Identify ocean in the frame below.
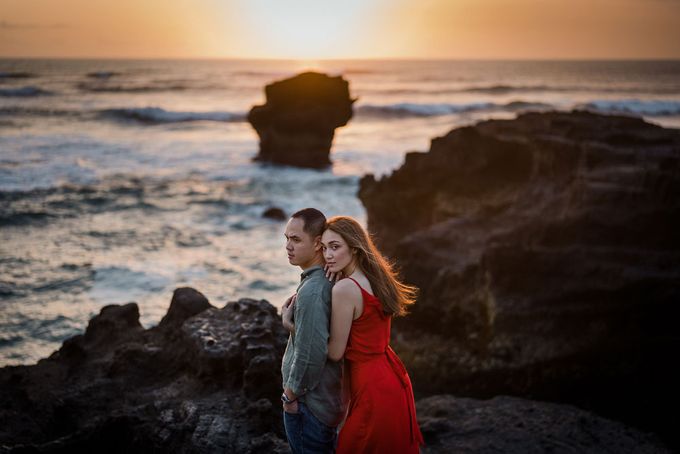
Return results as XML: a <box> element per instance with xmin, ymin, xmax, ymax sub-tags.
<box><xmin>1</xmin><ymin>58</ymin><xmax>680</xmax><ymax>366</ymax></box>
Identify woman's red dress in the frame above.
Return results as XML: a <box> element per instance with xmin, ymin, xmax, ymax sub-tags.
<box><xmin>336</xmin><ymin>277</ymin><xmax>424</xmax><ymax>454</ymax></box>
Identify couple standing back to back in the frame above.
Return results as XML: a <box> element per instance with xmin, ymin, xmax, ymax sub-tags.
<box><xmin>280</xmin><ymin>208</ymin><xmax>424</xmax><ymax>454</ymax></box>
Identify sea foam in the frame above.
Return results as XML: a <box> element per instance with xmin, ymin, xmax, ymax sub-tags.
<box><xmin>580</xmin><ymin>99</ymin><xmax>680</xmax><ymax>117</ymax></box>
<box><xmin>100</xmin><ymin>107</ymin><xmax>247</xmax><ymax>124</ymax></box>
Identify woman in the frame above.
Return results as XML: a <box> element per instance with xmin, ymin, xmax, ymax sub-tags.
<box><xmin>286</xmin><ymin>215</ymin><xmax>424</xmax><ymax>453</ymax></box>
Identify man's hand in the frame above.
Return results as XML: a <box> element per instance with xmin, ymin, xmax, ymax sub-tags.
<box><xmin>282</xmin><ymin>294</ymin><xmax>296</xmax><ymax>333</ymax></box>
<box><xmin>282</xmin><ymin>399</ymin><xmax>299</xmax><ymax>414</ymax></box>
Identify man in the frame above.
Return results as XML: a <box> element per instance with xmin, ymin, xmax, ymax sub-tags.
<box><xmin>281</xmin><ymin>208</ymin><xmax>347</xmax><ymax>453</ymax></box>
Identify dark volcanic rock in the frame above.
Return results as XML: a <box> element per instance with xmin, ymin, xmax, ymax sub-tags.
<box><xmin>158</xmin><ymin>287</ymin><xmax>211</xmax><ymax>329</ymax></box>
<box><xmin>417</xmin><ymin>395</ymin><xmax>670</xmax><ymax>453</ymax></box>
<box><xmin>83</xmin><ymin>302</ymin><xmax>143</xmax><ymax>346</ymax></box>
<box><xmin>1</xmin><ymin>284</ymin><xmax>672</xmax><ymax>452</ymax></box>
<box><xmin>0</xmin><ymin>290</ymin><xmax>290</xmax><ymax>453</ymax></box>
<box><xmin>359</xmin><ymin>111</ymin><xmax>680</xmax><ymax>446</ymax></box>
<box><xmin>248</xmin><ymin>71</ymin><xmax>355</xmax><ymax>168</ymax></box>
<box><xmin>262</xmin><ymin>207</ymin><xmax>287</xmax><ymax>221</ymax></box>
<box><xmin>182</xmin><ymin>299</ymin><xmax>284</xmax><ymax>399</ymax></box>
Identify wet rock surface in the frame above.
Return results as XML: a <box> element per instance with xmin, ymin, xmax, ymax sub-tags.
<box><xmin>359</xmin><ymin>111</ymin><xmax>680</xmax><ymax>447</ymax></box>
<box><xmin>248</xmin><ymin>71</ymin><xmax>354</xmax><ymax>168</ymax></box>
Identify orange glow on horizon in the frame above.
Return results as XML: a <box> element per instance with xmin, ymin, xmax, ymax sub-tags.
<box><xmin>1</xmin><ymin>0</ymin><xmax>679</xmax><ymax>59</ymax></box>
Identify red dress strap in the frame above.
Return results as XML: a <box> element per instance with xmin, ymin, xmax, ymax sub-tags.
<box><xmin>345</xmin><ymin>277</ymin><xmax>383</xmax><ymax>309</ymax></box>
<box><xmin>345</xmin><ymin>276</ymin><xmax>371</xmax><ymax>296</ymax></box>
<box><xmin>345</xmin><ymin>277</ymin><xmax>387</xmax><ymax>319</ymax></box>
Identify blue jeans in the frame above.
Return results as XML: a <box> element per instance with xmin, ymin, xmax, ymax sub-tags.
<box><xmin>283</xmin><ymin>401</ymin><xmax>337</xmax><ymax>454</ymax></box>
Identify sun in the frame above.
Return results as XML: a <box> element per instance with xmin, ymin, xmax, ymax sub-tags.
<box><xmin>237</xmin><ymin>0</ymin><xmax>378</xmax><ymax>59</ymax></box>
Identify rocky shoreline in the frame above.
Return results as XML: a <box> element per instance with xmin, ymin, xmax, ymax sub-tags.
<box><xmin>0</xmin><ymin>288</ymin><xmax>670</xmax><ymax>453</ymax></box>
<box><xmin>0</xmin><ymin>288</ymin><xmax>290</xmax><ymax>453</ymax></box>
<box><xmin>2</xmin><ymin>110</ymin><xmax>678</xmax><ymax>452</ymax></box>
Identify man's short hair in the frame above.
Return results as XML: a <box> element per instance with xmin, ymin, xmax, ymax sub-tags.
<box><xmin>291</xmin><ymin>208</ymin><xmax>326</xmax><ymax>238</ymax></box>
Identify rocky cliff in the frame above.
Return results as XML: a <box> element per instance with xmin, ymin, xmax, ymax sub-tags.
<box><xmin>359</xmin><ymin>110</ymin><xmax>680</xmax><ymax>447</ymax></box>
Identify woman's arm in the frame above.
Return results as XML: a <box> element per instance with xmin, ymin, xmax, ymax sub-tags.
<box><xmin>328</xmin><ymin>280</ymin><xmax>360</xmax><ymax>362</ymax></box>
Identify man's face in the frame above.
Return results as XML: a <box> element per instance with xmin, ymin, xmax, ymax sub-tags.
<box><xmin>284</xmin><ymin>217</ymin><xmax>320</xmax><ymax>269</ymax></box>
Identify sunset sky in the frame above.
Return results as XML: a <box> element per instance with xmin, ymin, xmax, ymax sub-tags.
<box><xmin>1</xmin><ymin>0</ymin><xmax>680</xmax><ymax>59</ymax></box>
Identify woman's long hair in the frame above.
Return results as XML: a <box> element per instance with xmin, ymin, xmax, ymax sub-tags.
<box><xmin>325</xmin><ymin>216</ymin><xmax>417</xmax><ymax>316</ymax></box>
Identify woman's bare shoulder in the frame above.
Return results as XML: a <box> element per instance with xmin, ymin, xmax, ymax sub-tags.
<box><xmin>332</xmin><ymin>278</ymin><xmax>362</xmax><ymax>301</ymax></box>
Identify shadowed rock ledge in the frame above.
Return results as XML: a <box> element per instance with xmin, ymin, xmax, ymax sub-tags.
<box><xmin>358</xmin><ymin>110</ymin><xmax>680</xmax><ymax>448</ymax></box>
<box><xmin>417</xmin><ymin>395</ymin><xmax>668</xmax><ymax>454</ymax></box>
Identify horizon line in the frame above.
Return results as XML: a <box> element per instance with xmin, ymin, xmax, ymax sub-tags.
<box><xmin>2</xmin><ymin>55</ymin><xmax>680</xmax><ymax>62</ymax></box>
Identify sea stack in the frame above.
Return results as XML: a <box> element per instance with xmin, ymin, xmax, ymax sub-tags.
<box><xmin>247</xmin><ymin>72</ymin><xmax>355</xmax><ymax>168</ymax></box>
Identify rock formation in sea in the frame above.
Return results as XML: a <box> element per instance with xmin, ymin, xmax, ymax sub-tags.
<box><xmin>247</xmin><ymin>71</ymin><xmax>355</xmax><ymax>168</ymax></box>
<box><xmin>262</xmin><ymin>206</ymin><xmax>287</xmax><ymax>221</ymax></box>
<box><xmin>358</xmin><ymin>110</ymin><xmax>680</xmax><ymax>448</ymax></box>
<box><xmin>0</xmin><ymin>286</ymin><xmax>670</xmax><ymax>452</ymax></box>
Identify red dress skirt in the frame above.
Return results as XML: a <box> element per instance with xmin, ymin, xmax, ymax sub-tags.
<box><xmin>337</xmin><ymin>278</ymin><xmax>424</xmax><ymax>454</ymax></box>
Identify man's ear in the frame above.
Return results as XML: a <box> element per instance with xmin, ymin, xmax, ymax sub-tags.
<box><xmin>314</xmin><ymin>236</ymin><xmax>322</xmax><ymax>251</ymax></box>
